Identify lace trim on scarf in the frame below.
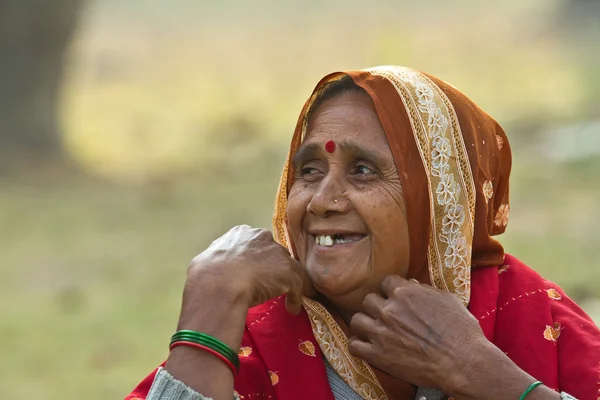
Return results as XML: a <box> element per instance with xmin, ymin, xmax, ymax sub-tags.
<box><xmin>366</xmin><ymin>66</ymin><xmax>475</xmax><ymax>305</ymax></box>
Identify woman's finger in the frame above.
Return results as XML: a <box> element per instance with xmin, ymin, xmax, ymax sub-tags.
<box><xmin>349</xmin><ymin>312</ymin><xmax>377</xmax><ymax>339</ymax></box>
<box><xmin>381</xmin><ymin>274</ymin><xmax>408</xmax><ymax>298</ymax></box>
<box><xmin>284</xmin><ymin>271</ymin><xmax>304</xmax><ymax>315</ymax></box>
<box><xmin>362</xmin><ymin>292</ymin><xmax>386</xmax><ymax>319</ymax></box>
<box><xmin>348</xmin><ymin>336</ymin><xmax>376</xmax><ymax>363</ymax></box>
<box><xmin>287</xmin><ymin>254</ymin><xmax>317</xmax><ymax>297</ymax></box>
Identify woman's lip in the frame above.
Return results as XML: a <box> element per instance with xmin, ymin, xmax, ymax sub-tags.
<box><xmin>310</xmin><ymin>234</ymin><xmax>368</xmax><ymax>252</ymax></box>
<box><xmin>309</xmin><ymin>230</ymin><xmax>367</xmax><ymax>236</ymax></box>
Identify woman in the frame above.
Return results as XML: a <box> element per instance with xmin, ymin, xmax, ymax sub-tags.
<box><xmin>126</xmin><ymin>66</ymin><xmax>599</xmax><ymax>400</ymax></box>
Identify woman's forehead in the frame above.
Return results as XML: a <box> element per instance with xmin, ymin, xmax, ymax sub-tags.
<box><xmin>303</xmin><ymin>92</ymin><xmax>390</xmax><ymax>149</ymax></box>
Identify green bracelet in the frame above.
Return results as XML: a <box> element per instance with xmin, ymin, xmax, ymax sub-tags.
<box><xmin>170</xmin><ymin>332</ymin><xmax>234</xmax><ymax>357</ymax></box>
<box><xmin>520</xmin><ymin>381</ymin><xmax>543</xmax><ymax>400</ymax></box>
<box><xmin>170</xmin><ymin>330</ymin><xmax>240</xmax><ymax>370</ymax></box>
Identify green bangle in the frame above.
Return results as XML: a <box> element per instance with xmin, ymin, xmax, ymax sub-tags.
<box><xmin>170</xmin><ymin>330</ymin><xmax>240</xmax><ymax>370</ymax></box>
<box><xmin>170</xmin><ymin>330</ymin><xmax>238</xmax><ymax>362</ymax></box>
<box><xmin>170</xmin><ymin>332</ymin><xmax>233</xmax><ymax>356</ymax></box>
<box><xmin>520</xmin><ymin>381</ymin><xmax>543</xmax><ymax>400</ymax></box>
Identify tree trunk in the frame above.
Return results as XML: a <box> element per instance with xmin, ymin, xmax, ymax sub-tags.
<box><xmin>0</xmin><ymin>0</ymin><xmax>82</xmax><ymax>171</ymax></box>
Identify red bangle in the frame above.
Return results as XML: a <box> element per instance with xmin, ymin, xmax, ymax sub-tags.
<box><xmin>170</xmin><ymin>340</ymin><xmax>238</xmax><ymax>376</ymax></box>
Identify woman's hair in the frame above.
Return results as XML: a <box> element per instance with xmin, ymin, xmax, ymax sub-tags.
<box><xmin>305</xmin><ymin>75</ymin><xmax>366</xmax><ymax>122</ymax></box>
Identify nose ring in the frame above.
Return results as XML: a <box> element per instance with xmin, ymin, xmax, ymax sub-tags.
<box><xmin>334</xmin><ymin>199</ymin><xmax>338</xmax><ymax>203</ymax></box>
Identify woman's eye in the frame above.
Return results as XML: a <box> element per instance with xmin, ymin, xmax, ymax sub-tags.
<box><xmin>299</xmin><ymin>166</ymin><xmax>323</xmax><ymax>182</ymax></box>
<box><xmin>353</xmin><ymin>164</ymin><xmax>376</xmax><ymax>175</ymax></box>
<box><xmin>301</xmin><ymin>167</ymin><xmax>319</xmax><ymax>175</ymax></box>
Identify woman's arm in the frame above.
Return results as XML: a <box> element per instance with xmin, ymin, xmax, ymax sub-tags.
<box><xmin>153</xmin><ymin>225</ymin><xmax>313</xmax><ymax>400</ymax></box>
<box><xmin>164</xmin><ymin>279</ymin><xmax>248</xmax><ymax>399</ymax></box>
<box><xmin>445</xmin><ymin>339</ymin><xmax>561</xmax><ymax>400</ymax></box>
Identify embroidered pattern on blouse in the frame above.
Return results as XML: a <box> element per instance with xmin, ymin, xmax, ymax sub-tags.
<box><xmin>298</xmin><ymin>340</ymin><xmax>316</xmax><ymax>357</ymax></box>
<box><xmin>367</xmin><ymin>66</ymin><xmax>476</xmax><ymax>306</ymax></box>
<box><xmin>268</xmin><ymin>371</ymin><xmax>279</xmax><ymax>386</ymax></box>
<box><xmin>248</xmin><ymin>298</ymin><xmax>280</xmax><ymax>327</ymax></box>
<box><xmin>238</xmin><ymin>346</ymin><xmax>253</xmax><ymax>357</ymax></box>
<box><xmin>543</xmin><ymin>322</ymin><xmax>563</xmax><ymax>343</ymax></box>
<box><xmin>477</xmin><ymin>288</ymin><xmax>546</xmax><ymax>321</ymax></box>
<box><xmin>546</xmin><ymin>288</ymin><xmax>562</xmax><ymax>300</ymax></box>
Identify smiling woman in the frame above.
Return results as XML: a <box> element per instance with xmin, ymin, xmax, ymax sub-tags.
<box><xmin>287</xmin><ymin>81</ymin><xmax>410</xmax><ymax>308</ymax></box>
<box><xmin>126</xmin><ymin>67</ymin><xmax>598</xmax><ymax>400</ymax></box>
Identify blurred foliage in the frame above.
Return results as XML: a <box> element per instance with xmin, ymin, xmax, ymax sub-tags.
<box><xmin>1</xmin><ymin>0</ymin><xmax>599</xmax><ymax>399</ymax></box>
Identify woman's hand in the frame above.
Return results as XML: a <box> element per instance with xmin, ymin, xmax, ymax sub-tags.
<box><xmin>347</xmin><ymin>275</ymin><xmax>536</xmax><ymax>399</ymax></box>
<box><xmin>177</xmin><ymin>225</ymin><xmax>316</xmax><ymax>345</ymax></box>
<box><xmin>347</xmin><ymin>275</ymin><xmax>483</xmax><ymax>390</ymax></box>
<box><xmin>166</xmin><ymin>225</ymin><xmax>315</xmax><ymax>398</ymax></box>
<box><xmin>187</xmin><ymin>224</ymin><xmax>315</xmax><ymax>314</ymax></box>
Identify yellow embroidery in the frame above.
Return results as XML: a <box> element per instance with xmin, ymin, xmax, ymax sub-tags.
<box><xmin>238</xmin><ymin>346</ymin><xmax>253</xmax><ymax>357</ymax></box>
<box><xmin>498</xmin><ymin>264</ymin><xmax>510</xmax><ymax>274</ymax></box>
<box><xmin>547</xmin><ymin>288</ymin><xmax>562</xmax><ymax>300</ymax></box>
<box><xmin>304</xmin><ymin>297</ymin><xmax>388</xmax><ymax>400</ymax></box>
<box><xmin>268</xmin><ymin>371</ymin><xmax>279</xmax><ymax>386</ymax></box>
<box><xmin>543</xmin><ymin>322</ymin><xmax>563</xmax><ymax>342</ymax></box>
<box><xmin>298</xmin><ymin>340</ymin><xmax>316</xmax><ymax>357</ymax></box>
<box><xmin>494</xmin><ymin>204</ymin><xmax>510</xmax><ymax>227</ymax></box>
<box><xmin>483</xmin><ymin>180</ymin><xmax>494</xmax><ymax>203</ymax></box>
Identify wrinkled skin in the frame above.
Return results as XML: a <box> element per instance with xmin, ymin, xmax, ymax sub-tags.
<box><xmin>348</xmin><ymin>275</ymin><xmax>485</xmax><ymax>389</ymax></box>
<box><xmin>185</xmin><ymin>225</ymin><xmax>315</xmax><ymax>317</ymax></box>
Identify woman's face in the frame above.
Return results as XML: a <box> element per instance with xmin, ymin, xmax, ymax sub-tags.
<box><xmin>287</xmin><ymin>90</ymin><xmax>410</xmax><ymax>311</ymax></box>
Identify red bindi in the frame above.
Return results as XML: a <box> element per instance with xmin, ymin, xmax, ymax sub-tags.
<box><xmin>325</xmin><ymin>140</ymin><xmax>336</xmax><ymax>153</ymax></box>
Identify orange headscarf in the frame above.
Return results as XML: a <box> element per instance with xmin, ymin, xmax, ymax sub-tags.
<box><xmin>273</xmin><ymin>66</ymin><xmax>512</xmax><ymax>306</ymax></box>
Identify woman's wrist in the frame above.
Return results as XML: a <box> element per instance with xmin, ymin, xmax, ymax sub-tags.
<box><xmin>443</xmin><ymin>338</ymin><xmax>537</xmax><ymax>400</ymax></box>
<box><xmin>176</xmin><ymin>271</ymin><xmax>250</xmax><ymax>349</ymax></box>
<box><xmin>164</xmin><ymin>272</ymin><xmax>250</xmax><ymax>398</ymax></box>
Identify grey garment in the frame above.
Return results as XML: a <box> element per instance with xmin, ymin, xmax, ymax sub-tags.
<box><xmin>147</xmin><ymin>368</ymin><xmax>207</xmax><ymax>400</ymax></box>
<box><xmin>324</xmin><ymin>359</ymin><xmax>363</xmax><ymax>400</ymax></box>
<box><xmin>147</xmin><ymin>368</ymin><xmax>239</xmax><ymax>400</ymax></box>
<box><xmin>414</xmin><ymin>387</ymin><xmax>446</xmax><ymax>400</ymax></box>
<box><xmin>325</xmin><ymin>359</ymin><xmax>445</xmax><ymax>400</ymax></box>
<box><xmin>147</xmin><ymin>363</ymin><xmax>445</xmax><ymax>400</ymax></box>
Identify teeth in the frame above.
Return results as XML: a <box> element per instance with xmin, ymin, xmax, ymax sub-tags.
<box><xmin>334</xmin><ymin>237</ymin><xmax>353</xmax><ymax>244</ymax></box>
<box><xmin>315</xmin><ymin>235</ymin><xmax>355</xmax><ymax>246</ymax></box>
<box><xmin>315</xmin><ymin>235</ymin><xmax>334</xmax><ymax>246</ymax></box>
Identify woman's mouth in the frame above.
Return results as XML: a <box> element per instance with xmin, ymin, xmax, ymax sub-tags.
<box><xmin>313</xmin><ymin>233</ymin><xmax>367</xmax><ymax>247</ymax></box>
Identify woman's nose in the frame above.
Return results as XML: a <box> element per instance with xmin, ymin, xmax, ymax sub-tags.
<box><xmin>306</xmin><ymin>174</ymin><xmax>349</xmax><ymax>217</ymax></box>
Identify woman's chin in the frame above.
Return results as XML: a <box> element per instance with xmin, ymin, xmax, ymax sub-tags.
<box><xmin>307</xmin><ymin>267</ymin><xmax>364</xmax><ymax>299</ymax></box>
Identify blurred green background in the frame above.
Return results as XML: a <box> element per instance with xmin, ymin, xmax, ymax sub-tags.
<box><xmin>1</xmin><ymin>1</ymin><xmax>599</xmax><ymax>399</ymax></box>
